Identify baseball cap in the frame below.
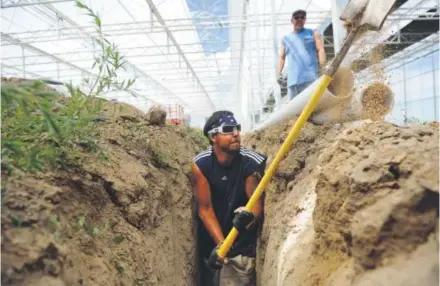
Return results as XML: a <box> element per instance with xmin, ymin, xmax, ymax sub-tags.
<box><xmin>292</xmin><ymin>9</ymin><xmax>306</xmax><ymax>18</ymax></box>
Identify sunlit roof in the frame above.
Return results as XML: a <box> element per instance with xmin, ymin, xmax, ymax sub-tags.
<box><xmin>2</xmin><ymin>0</ymin><xmax>436</xmax><ymax>128</ymax></box>
<box><xmin>1</xmin><ymin>0</ymin><xmax>331</xmax><ymax>125</ymax></box>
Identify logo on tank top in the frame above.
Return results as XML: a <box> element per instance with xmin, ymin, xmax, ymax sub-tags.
<box><xmin>221</xmin><ymin>176</ymin><xmax>228</xmax><ymax>181</ymax></box>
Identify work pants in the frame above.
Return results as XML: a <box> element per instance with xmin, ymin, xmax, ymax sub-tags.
<box><xmin>288</xmin><ymin>80</ymin><xmax>314</xmax><ymax>100</ymax></box>
<box><xmin>214</xmin><ymin>255</ymin><xmax>256</xmax><ymax>286</ymax></box>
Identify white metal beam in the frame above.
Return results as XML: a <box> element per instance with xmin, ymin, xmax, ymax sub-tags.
<box><xmin>116</xmin><ymin>0</ymin><xmax>217</xmax><ymax>107</ymax></box>
<box><xmin>143</xmin><ymin>0</ymin><xmax>216</xmax><ymax>110</ymax></box>
<box><xmin>1</xmin><ymin>32</ymin><xmax>93</xmax><ymax>76</ymax></box>
<box><xmin>1</xmin><ymin>0</ymin><xmax>74</xmax><ymax>8</ymax></box>
<box><xmin>1</xmin><ymin>33</ymin><xmax>162</xmax><ymax>105</ymax></box>
<box><xmin>37</xmin><ymin>2</ymin><xmax>191</xmax><ymax>108</ymax></box>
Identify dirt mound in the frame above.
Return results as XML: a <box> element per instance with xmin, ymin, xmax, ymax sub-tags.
<box><xmin>1</xmin><ymin>99</ymin><xmax>208</xmax><ymax>285</ymax></box>
<box><xmin>99</xmin><ymin>100</ymin><xmax>147</xmax><ymax>121</ymax></box>
<box><xmin>244</xmin><ymin>119</ymin><xmax>439</xmax><ymax>286</ymax></box>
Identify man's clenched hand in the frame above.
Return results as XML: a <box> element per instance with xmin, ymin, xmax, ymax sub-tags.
<box><xmin>277</xmin><ymin>73</ymin><xmax>286</xmax><ymax>86</ymax></box>
<box><xmin>232</xmin><ymin>206</ymin><xmax>255</xmax><ymax>232</ymax></box>
<box><xmin>207</xmin><ymin>243</ymin><xmax>229</xmax><ymax>270</ymax></box>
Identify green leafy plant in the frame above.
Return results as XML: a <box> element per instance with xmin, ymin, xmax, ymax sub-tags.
<box><xmin>76</xmin><ymin>0</ymin><xmax>136</xmax><ymax>99</ymax></box>
<box><xmin>115</xmin><ymin>261</ymin><xmax>125</xmax><ymax>274</ymax></box>
<box><xmin>149</xmin><ymin>143</ymin><xmax>173</xmax><ymax>168</ymax></box>
<box><xmin>49</xmin><ymin>215</ymin><xmax>61</xmax><ymax>240</ymax></box>
<box><xmin>133</xmin><ymin>278</ymin><xmax>147</xmax><ymax>286</ymax></box>
<box><xmin>1</xmin><ymin>1</ymin><xmax>135</xmax><ymax>172</ymax></box>
<box><xmin>187</xmin><ymin>127</ymin><xmax>209</xmax><ymax>149</ymax></box>
<box><xmin>403</xmin><ymin>116</ymin><xmax>431</xmax><ymax>126</ymax></box>
<box><xmin>76</xmin><ymin>215</ymin><xmax>111</xmax><ymax>237</ymax></box>
<box><xmin>112</xmin><ymin>235</ymin><xmax>126</xmax><ymax>244</ymax></box>
<box><xmin>11</xmin><ymin>215</ymin><xmax>22</xmax><ymax>228</ymax></box>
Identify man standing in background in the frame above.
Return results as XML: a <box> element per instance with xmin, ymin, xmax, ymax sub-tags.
<box><xmin>277</xmin><ymin>9</ymin><xmax>327</xmax><ymax>100</ymax></box>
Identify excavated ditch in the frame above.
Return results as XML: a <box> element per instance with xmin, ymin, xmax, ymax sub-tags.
<box><xmin>245</xmin><ymin>118</ymin><xmax>439</xmax><ymax>286</ymax></box>
<box><xmin>1</xmin><ymin>100</ymin><xmax>207</xmax><ymax>286</ymax></box>
<box><xmin>2</xmin><ymin>85</ymin><xmax>439</xmax><ymax>286</ymax></box>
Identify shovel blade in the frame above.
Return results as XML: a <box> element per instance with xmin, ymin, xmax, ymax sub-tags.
<box><xmin>340</xmin><ymin>0</ymin><xmax>398</xmax><ymax>30</ymax></box>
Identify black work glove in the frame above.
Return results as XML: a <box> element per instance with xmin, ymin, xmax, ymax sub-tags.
<box><xmin>276</xmin><ymin>73</ymin><xmax>286</xmax><ymax>86</ymax></box>
<box><xmin>232</xmin><ymin>207</ymin><xmax>255</xmax><ymax>232</ymax></box>
<box><xmin>206</xmin><ymin>243</ymin><xmax>228</xmax><ymax>270</ymax></box>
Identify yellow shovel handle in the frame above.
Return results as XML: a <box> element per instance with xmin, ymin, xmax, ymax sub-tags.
<box><xmin>217</xmin><ymin>74</ymin><xmax>333</xmax><ymax>259</ymax></box>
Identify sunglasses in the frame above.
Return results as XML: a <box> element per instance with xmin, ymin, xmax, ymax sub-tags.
<box><xmin>208</xmin><ymin>124</ymin><xmax>241</xmax><ymax>135</ymax></box>
<box><xmin>294</xmin><ymin>16</ymin><xmax>305</xmax><ymax>20</ymax></box>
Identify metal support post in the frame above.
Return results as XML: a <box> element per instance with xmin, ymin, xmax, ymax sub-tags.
<box><xmin>432</xmin><ymin>52</ymin><xmax>438</xmax><ymax>121</ymax></box>
<box><xmin>403</xmin><ymin>61</ymin><xmax>408</xmax><ymax>123</ymax></box>
<box><xmin>271</xmin><ymin>0</ymin><xmax>281</xmax><ymax>109</ymax></box>
<box><xmin>57</xmin><ymin>61</ymin><xmax>60</xmax><ymax>80</ymax></box>
<box><xmin>255</xmin><ymin>0</ymin><xmax>263</xmax><ymax>105</ymax></box>
<box><xmin>150</xmin><ymin>8</ymin><xmax>154</xmax><ymax>31</ymax></box>
<box><xmin>21</xmin><ymin>46</ymin><xmax>26</xmax><ymax>78</ymax></box>
<box><xmin>56</xmin><ymin>12</ymin><xmax>61</xmax><ymax>39</ymax></box>
<box><xmin>331</xmin><ymin>0</ymin><xmax>349</xmax><ymax>54</ymax></box>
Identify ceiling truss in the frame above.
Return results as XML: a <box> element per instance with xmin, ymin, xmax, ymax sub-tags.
<box><xmin>1</xmin><ymin>0</ymin><xmax>438</xmax><ymax>114</ymax></box>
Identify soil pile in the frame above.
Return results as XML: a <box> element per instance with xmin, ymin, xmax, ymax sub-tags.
<box><xmin>244</xmin><ymin>118</ymin><xmax>439</xmax><ymax>286</ymax></box>
<box><xmin>1</xmin><ymin>99</ymin><xmax>208</xmax><ymax>285</ymax></box>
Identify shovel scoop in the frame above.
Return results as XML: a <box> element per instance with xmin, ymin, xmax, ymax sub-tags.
<box><xmin>326</xmin><ymin>0</ymin><xmax>397</xmax><ymax>76</ymax></box>
<box><xmin>215</xmin><ymin>0</ymin><xmax>398</xmax><ymax>260</ymax></box>
<box><xmin>340</xmin><ymin>0</ymin><xmax>397</xmax><ymax>31</ymax></box>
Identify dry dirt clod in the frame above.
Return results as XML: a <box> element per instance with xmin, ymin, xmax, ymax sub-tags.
<box><xmin>147</xmin><ymin>106</ymin><xmax>167</xmax><ymax>126</ymax></box>
<box><xmin>2</xmin><ymin>96</ymin><xmax>208</xmax><ymax>286</ymax></box>
<box><xmin>244</xmin><ymin>119</ymin><xmax>438</xmax><ymax>286</ymax></box>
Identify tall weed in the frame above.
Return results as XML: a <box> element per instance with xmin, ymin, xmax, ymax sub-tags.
<box><xmin>1</xmin><ymin>1</ymin><xmax>135</xmax><ymax>172</ymax></box>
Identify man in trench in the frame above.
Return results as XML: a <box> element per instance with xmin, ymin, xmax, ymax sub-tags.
<box><xmin>192</xmin><ymin>110</ymin><xmax>267</xmax><ymax>285</ymax></box>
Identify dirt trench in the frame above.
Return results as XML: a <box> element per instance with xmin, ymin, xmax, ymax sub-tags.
<box><xmin>244</xmin><ymin>118</ymin><xmax>439</xmax><ymax>286</ymax></box>
<box><xmin>2</xmin><ymin>91</ymin><xmax>439</xmax><ymax>286</ymax></box>
<box><xmin>1</xmin><ymin>101</ymin><xmax>208</xmax><ymax>286</ymax></box>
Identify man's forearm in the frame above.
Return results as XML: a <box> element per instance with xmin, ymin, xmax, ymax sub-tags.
<box><xmin>277</xmin><ymin>58</ymin><xmax>285</xmax><ymax>75</ymax></box>
<box><xmin>199</xmin><ymin>209</ymin><xmax>224</xmax><ymax>244</ymax></box>
<box><xmin>250</xmin><ymin>199</ymin><xmax>263</xmax><ymax>221</ymax></box>
<box><xmin>318</xmin><ymin>50</ymin><xmax>326</xmax><ymax>66</ymax></box>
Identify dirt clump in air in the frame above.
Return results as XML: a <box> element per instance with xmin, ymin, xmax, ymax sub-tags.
<box><xmin>361</xmin><ymin>82</ymin><xmax>393</xmax><ymax>120</ymax></box>
<box><xmin>244</xmin><ymin>118</ymin><xmax>439</xmax><ymax>286</ymax></box>
<box><xmin>1</xmin><ymin>86</ymin><xmax>209</xmax><ymax>286</ymax></box>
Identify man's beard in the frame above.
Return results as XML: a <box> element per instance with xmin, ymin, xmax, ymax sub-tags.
<box><xmin>219</xmin><ymin>142</ymin><xmax>240</xmax><ymax>154</ymax></box>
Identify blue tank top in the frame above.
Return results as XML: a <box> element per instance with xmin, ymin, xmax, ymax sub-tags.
<box><xmin>282</xmin><ymin>28</ymin><xmax>319</xmax><ymax>87</ymax></box>
<box><xmin>193</xmin><ymin>146</ymin><xmax>267</xmax><ymax>258</ymax></box>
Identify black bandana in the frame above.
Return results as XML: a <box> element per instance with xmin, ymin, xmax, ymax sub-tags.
<box><xmin>210</xmin><ymin>114</ymin><xmax>238</xmax><ymax>130</ymax></box>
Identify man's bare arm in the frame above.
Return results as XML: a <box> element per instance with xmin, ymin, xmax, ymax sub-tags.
<box><xmin>313</xmin><ymin>30</ymin><xmax>326</xmax><ymax>66</ymax></box>
<box><xmin>244</xmin><ymin>174</ymin><xmax>264</xmax><ymax>219</ymax></box>
<box><xmin>277</xmin><ymin>43</ymin><xmax>286</xmax><ymax>76</ymax></box>
<box><xmin>191</xmin><ymin>162</ymin><xmax>224</xmax><ymax>244</ymax></box>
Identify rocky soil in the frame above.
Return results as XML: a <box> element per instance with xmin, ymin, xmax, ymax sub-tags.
<box><xmin>244</xmin><ymin>118</ymin><xmax>439</xmax><ymax>286</ymax></box>
<box><xmin>2</xmin><ymin>81</ymin><xmax>438</xmax><ymax>286</ymax></box>
<box><xmin>1</xmin><ymin>100</ymin><xmax>208</xmax><ymax>286</ymax></box>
